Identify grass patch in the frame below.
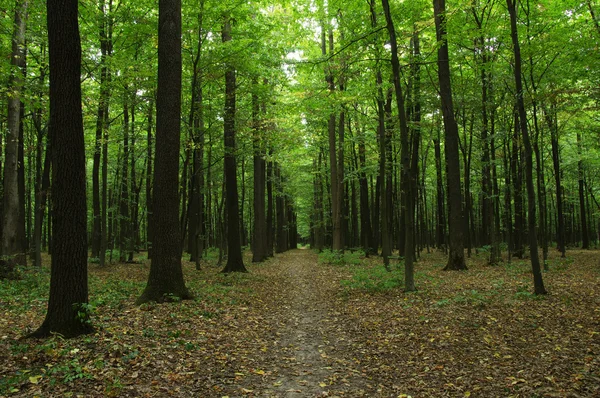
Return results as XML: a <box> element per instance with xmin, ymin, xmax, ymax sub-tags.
<box><xmin>341</xmin><ymin>265</ymin><xmax>402</xmax><ymax>293</ymax></box>
<box><xmin>318</xmin><ymin>249</ymin><xmax>365</xmax><ymax>266</ymax></box>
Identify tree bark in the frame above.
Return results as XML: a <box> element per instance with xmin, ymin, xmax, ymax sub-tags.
<box><xmin>30</xmin><ymin>0</ymin><xmax>92</xmax><ymax>337</ymax></box>
<box><xmin>252</xmin><ymin>79</ymin><xmax>268</xmax><ymax>262</ymax></box>
<box><xmin>507</xmin><ymin>0</ymin><xmax>546</xmax><ymax>294</ymax></box>
<box><xmin>137</xmin><ymin>0</ymin><xmax>192</xmax><ymax>302</ymax></box>
<box><xmin>434</xmin><ymin>0</ymin><xmax>467</xmax><ymax>271</ymax></box>
<box><xmin>220</xmin><ymin>14</ymin><xmax>247</xmax><ymax>273</ymax></box>
<box><xmin>2</xmin><ymin>0</ymin><xmax>29</xmax><ymax>275</ymax></box>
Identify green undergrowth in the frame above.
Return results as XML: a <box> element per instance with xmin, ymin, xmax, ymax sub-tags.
<box><xmin>318</xmin><ymin>249</ymin><xmax>365</xmax><ymax>266</ymax></box>
<box><xmin>341</xmin><ymin>265</ymin><xmax>403</xmax><ymax>293</ymax></box>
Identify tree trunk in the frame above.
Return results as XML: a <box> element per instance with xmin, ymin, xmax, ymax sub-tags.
<box><xmin>220</xmin><ymin>14</ymin><xmax>247</xmax><ymax>273</ymax></box>
<box><xmin>2</xmin><ymin>0</ymin><xmax>29</xmax><ymax>275</ymax></box>
<box><xmin>434</xmin><ymin>0</ymin><xmax>466</xmax><ymax>271</ymax></box>
<box><xmin>381</xmin><ymin>0</ymin><xmax>416</xmax><ymax>288</ymax></box>
<box><xmin>145</xmin><ymin>99</ymin><xmax>153</xmax><ymax>259</ymax></box>
<box><xmin>507</xmin><ymin>0</ymin><xmax>546</xmax><ymax>295</ymax></box>
<box><xmin>137</xmin><ymin>0</ymin><xmax>192</xmax><ymax>303</ymax></box>
<box><xmin>252</xmin><ymin>79</ymin><xmax>268</xmax><ymax>262</ymax></box>
<box><xmin>266</xmin><ymin>153</ymin><xmax>275</xmax><ymax>256</ymax></box>
<box><xmin>30</xmin><ymin>0</ymin><xmax>93</xmax><ymax>337</ymax></box>
<box><xmin>434</xmin><ymin>134</ymin><xmax>446</xmax><ymax>251</ymax></box>
<box><xmin>544</xmin><ymin>104</ymin><xmax>565</xmax><ymax>256</ymax></box>
<box><xmin>577</xmin><ymin>131</ymin><xmax>589</xmax><ymax>249</ymax></box>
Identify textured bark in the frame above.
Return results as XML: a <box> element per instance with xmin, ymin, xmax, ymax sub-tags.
<box><xmin>382</xmin><ymin>0</ymin><xmax>416</xmax><ymax>288</ymax></box>
<box><xmin>266</xmin><ymin>154</ymin><xmax>275</xmax><ymax>256</ymax></box>
<box><xmin>29</xmin><ymin>0</ymin><xmax>92</xmax><ymax>337</ymax></box>
<box><xmin>358</xmin><ymin>132</ymin><xmax>374</xmax><ymax>255</ymax></box>
<box><xmin>545</xmin><ymin>104</ymin><xmax>565</xmax><ymax>256</ymax></box>
<box><xmin>2</xmin><ymin>0</ymin><xmax>29</xmax><ymax>274</ymax></box>
<box><xmin>92</xmin><ymin>0</ymin><xmax>112</xmax><ymax>260</ymax></box>
<box><xmin>188</xmin><ymin>6</ymin><xmax>205</xmax><ymax>268</ymax></box>
<box><xmin>577</xmin><ymin>132</ymin><xmax>589</xmax><ymax>249</ymax></box>
<box><xmin>434</xmin><ymin>135</ymin><xmax>446</xmax><ymax>250</ymax></box>
<box><xmin>220</xmin><ymin>15</ymin><xmax>247</xmax><ymax>273</ymax></box>
<box><xmin>252</xmin><ymin>80</ymin><xmax>268</xmax><ymax>262</ymax></box>
<box><xmin>145</xmin><ymin>100</ymin><xmax>153</xmax><ymax>259</ymax></box>
<box><xmin>507</xmin><ymin>0</ymin><xmax>546</xmax><ymax>294</ymax></box>
<box><xmin>137</xmin><ymin>0</ymin><xmax>192</xmax><ymax>302</ymax></box>
<box><xmin>434</xmin><ymin>0</ymin><xmax>466</xmax><ymax>271</ymax></box>
<box><xmin>275</xmin><ymin>163</ymin><xmax>287</xmax><ymax>253</ymax></box>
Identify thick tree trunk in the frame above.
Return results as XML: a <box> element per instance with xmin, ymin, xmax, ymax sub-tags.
<box><xmin>434</xmin><ymin>0</ymin><xmax>466</xmax><ymax>271</ymax></box>
<box><xmin>507</xmin><ymin>0</ymin><xmax>546</xmax><ymax>295</ymax></box>
<box><xmin>220</xmin><ymin>15</ymin><xmax>247</xmax><ymax>273</ymax></box>
<box><xmin>137</xmin><ymin>0</ymin><xmax>192</xmax><ymax>302</ymax></box>
<box><xmin>30</xmin><ymin>0</ymin><xmax>92</xmax><ymax>337</ymax></box>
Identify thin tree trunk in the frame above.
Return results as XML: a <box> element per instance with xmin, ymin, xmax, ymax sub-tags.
<box><xmin>507</xmin><ymin>0</ymin><xmax>547</xmax><ymax>295</ymax></box>
<box><xmin>2</xmin><ymin>0</ymin><xmax>29</xmax><ymax>274</ymax></box>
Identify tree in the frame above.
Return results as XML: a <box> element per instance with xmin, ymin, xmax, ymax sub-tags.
<box><xmin>137</xmin><ymin>0</ymin><xmax>192</xmax><ymax>303</ymax></box>
<box><xmin>433</xmin><ymin>0</ymin><xmax>467</xmax><ymax>271</ymax></box>
<box><xmin>381</xmin><ymin>0</ymin><xmax>416</xmax><ymax>290</ymax></box>
<box><xmin>221</xmin><ymin>13</ymin><xmax>247</xmax><ymax>273</ymax></box>
<box><xmin>252</xmin><ymin>79</ymin><xmax>268</xmax><ymax>263</ymax></box>
<box><xmin>29</xmin><ymin>0</ymin><xmax>92</xmax><ymax>338</ymax></box>
<box><xmin>1</xmin><ymin>0</ymin><xmax>29</xmax><ymax>275</ymax></box>
<box><xmin>507</xmin><ymin>0</ymin><xmax>546</xmax><ymax>295</ymax></box>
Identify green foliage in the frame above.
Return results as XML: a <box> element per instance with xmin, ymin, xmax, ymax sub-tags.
<box><xmin>341</xmin><ymin>266</ymin><xmax>403</xmax><ymax>293</ymax></box>
<box><xmin>318</xmin><ymin>249</ymin><xmax>365</xmax><ymax>266</ymax></box>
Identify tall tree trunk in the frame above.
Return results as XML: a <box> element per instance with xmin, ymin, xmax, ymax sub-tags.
<box><xmin>473</xmin><ymin>3</ymin><xmax>500</xmax><ymax>264</ymax></box>
<box><xmin>119</xmin><ymin>97</ymin><xmax>130</xmax><ymax>262</ymax></box>
<box><xmin>188</xmin><ymin>6</ymin><xmax>205</xmax><ymax>268</ymax></box>
<box><xmin>434</xmin><ymin>0</ymin><xmax>466</xmax><ymax>271</ymax></box>
<box><xmin>434</xmin><ymin>134</ymin><xmax>446</xmax><ymax>251</ymax></box>
<box><xmin>544</xmin><ymin>103</ymin><xmax>565</xmax><ymax>256</ymax></box>
<box><xmin>137</xmin><ymin>0</ymin><xmax>192</xmax><ymax>303</ymax></box>
<box><xmin>382</xmin><ymin>0</ymin><xmax>415</xmax><ymax>289</ymax></box>
<box><xmin>92</xmin><ymin>0</ymin><xmax>112</xmax><ymax>259</ymax></box>
<box><xmin>266</xmin><ymin>152</ymin><xmax>275</xmax><ymax>256</ymax></box>
<box><xmin>30</xmin><ymin>0</ymin><xmax>93</xmax><ymax>337</ymax></box>
<box><xmin>252</xmin><ymin>79</ymin><xmax>268</xmax><ymax>262</ymax></box>
<box><xmin>220</xmin><ymin>14</ymin><xmax>247</xmax><ymax>273</ymax></box>
<box><xmin>144</xmin><ymin>99</ymin><xmax>153</xmax><ymax>260</ymax></box>
<box><xmin>322</xmin><ymin>27</ymin><xmax>343</xmax><ymax>253</ymax></box>
<box><xmin>31</xmin><ymin>50</ymin><xmax>49</xmax><ymax>268</ymax></box>
<box><xmin>358</xmin><ymin>130</ymin><xmax>374</xmax><ymax>255</ymax></box>
<box><xmin>2</xmin><ymin>0</ymin><xmax>29</xmax><ymax>274</ymax></box>
<box><xmin>577</xmin><ymin>131</ymin><xmax>589</xmax><ymax>249</ymax></box>
<box><xmin>507</xmin><ymin>0</ymin><xmax>546</xmax><ymax>295</ymax></box>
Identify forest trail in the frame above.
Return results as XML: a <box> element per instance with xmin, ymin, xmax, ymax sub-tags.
<box><xmin>252</xmin><ymin>249</ymin><xmax>368</xmax><ymax>397</ymax></box>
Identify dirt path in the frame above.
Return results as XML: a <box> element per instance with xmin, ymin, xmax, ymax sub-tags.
<box><xmin>251</xmin><ymin>249</ymin><xmax>367</xmax><ymax>397</ymax></box>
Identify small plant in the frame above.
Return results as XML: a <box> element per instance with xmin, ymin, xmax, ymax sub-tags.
<box><xmin>73</xmin><ymin>302</ymin><xmax>94</xmax><ymax>326</ymax></box>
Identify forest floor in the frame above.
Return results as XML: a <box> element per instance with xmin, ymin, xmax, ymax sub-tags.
<box><xmin>1</xmin><ymin>247</ymin><xmax>599</xmax><ymax>397</ymax></box>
